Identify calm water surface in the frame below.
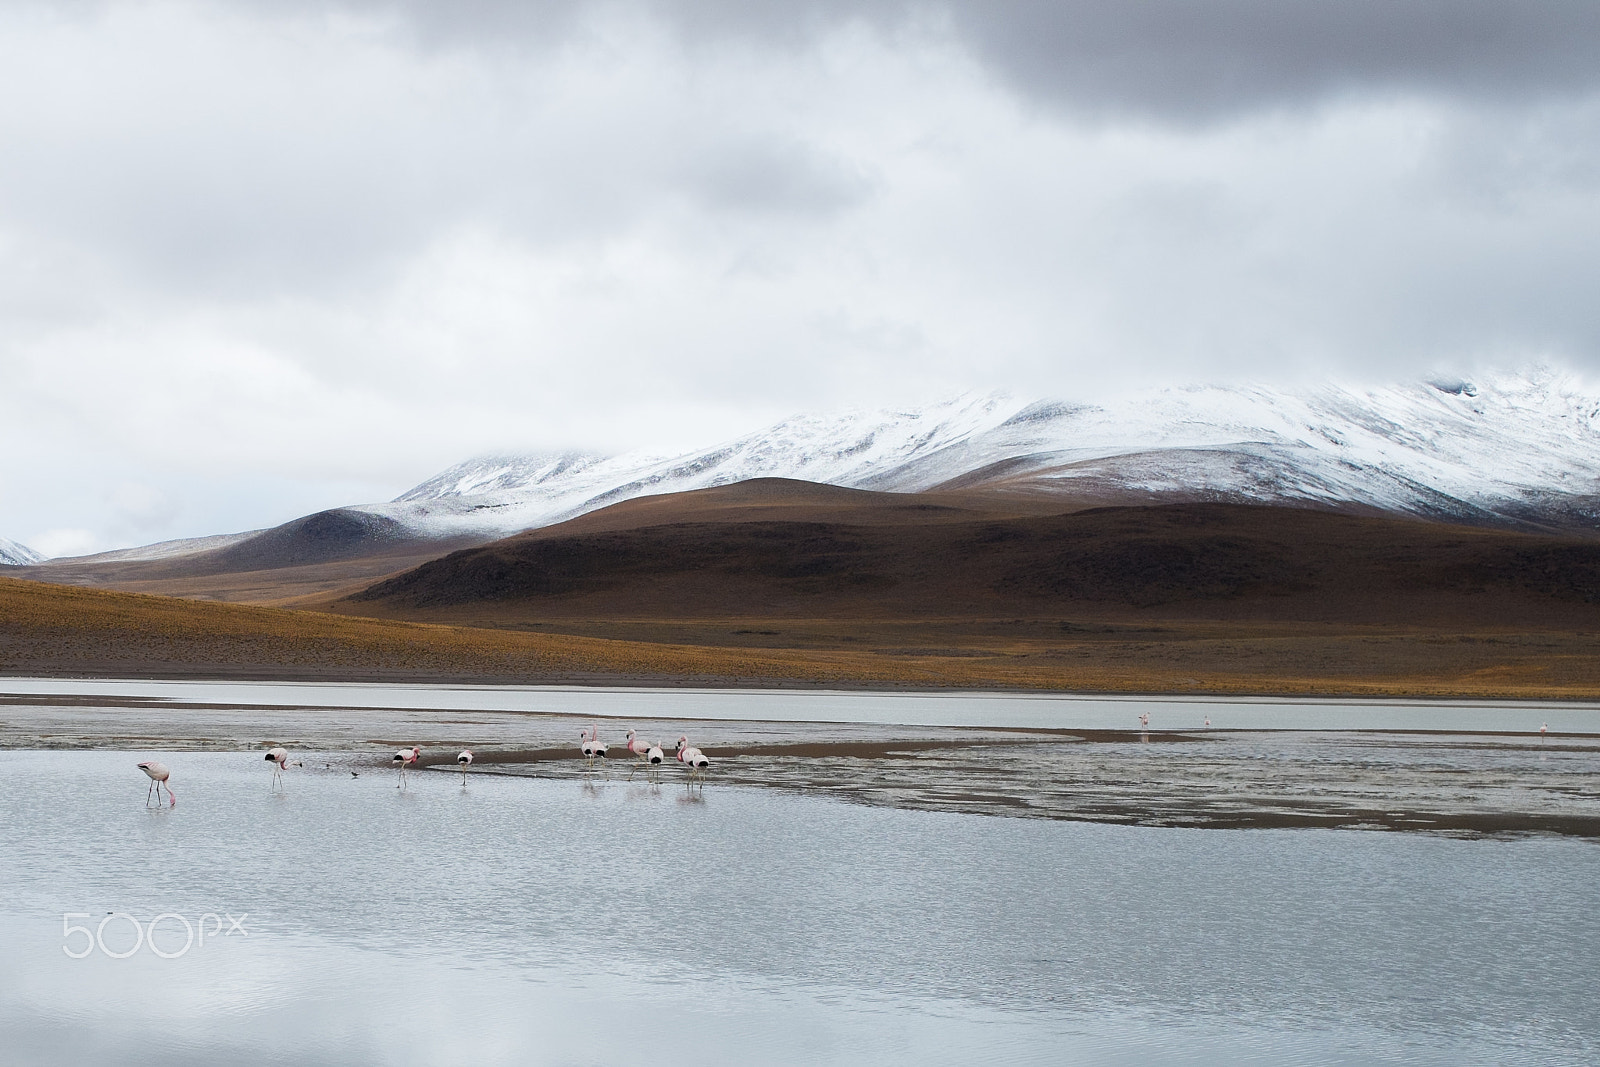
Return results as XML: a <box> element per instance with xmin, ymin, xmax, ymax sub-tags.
<box><xmin>1</xmin><ymin>750</ymin><xmax>1595</xmax><ymax>1066</ymax></box>
<box><xmin>3</xmin><ymin>676</ymin><xmax>1598</xmax><ymax>732</ymax></box>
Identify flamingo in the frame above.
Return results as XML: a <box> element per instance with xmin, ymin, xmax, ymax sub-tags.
<box><xmin>265</xmin><ymin>747</ymin><xmax>290</xmax><ymax>789</ymax></box>
<box><xmin>137</xmin><ymin>761</ymin><xmax>176</xmax><ymax>807</ymax></box>
<box><xmin>645</xmin><ymin>744</ymin><xmax>666</xmax><ymax>782</ymax></box>
<box><xmin>580</xmin><ymin>726</ymin><xmax>608</xmax><ymax>771</ymax></box>
<box><xmin>1540</xmin><ymin>722</ymin><xmax>1549</xmax><ymax>742</ymax></box>
<box><xmin>457</xmin><ymin>749</ymin><xmax>473</xmax><ymax>784</ymax></box>
<box><xmin>676</xmin><ymin>736</ymin><xmax>710</xmax><ymax>785</ymax></box>
<box><xmin>392</xmin><ymin>746</ymin><xmax>421</xmax><ymax>788</ymax></box>
<box><xmin>625</xmin><ymin>729</ymin><xmax>656</xmax><ymax>779</ymax></box>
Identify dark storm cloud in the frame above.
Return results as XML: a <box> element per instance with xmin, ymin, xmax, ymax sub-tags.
<box><xmin>945</xmin><ymin>1</ymin><xmax>1600</xmax><ymax>120</ymax></box>
<box><xmin>290</xmin><ymin>0</ymin><xmax>1600</xmax><ymax>119</ymax></box>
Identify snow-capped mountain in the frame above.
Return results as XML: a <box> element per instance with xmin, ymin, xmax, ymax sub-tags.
<box><xmin>353</xmin><ymin>368</ymin><xmax>1600</xmax><ymax>539</ymax></box>
<box><xmin>0</xmin><ymin>536</ymin><xmax>43</xmax><ymax>566</ymax></box>
<box><xmin>353</xmin><ymin>393</ymin><xmax>1026</xmax><ymax>538</ymax></box>
<box><xmin>31</xmin><ymin>366</ymin><xmax>1600</xmax><ymax>575</ymax></box>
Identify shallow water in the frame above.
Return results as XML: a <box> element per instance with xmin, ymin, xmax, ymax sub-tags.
<box><xmin>3</xmin><ymin>676</ymin><xmax>1599</xmax><ymax>732</ymax></box>
<box><xmin>2</xmin><ymin>750</ymin><xmax>1596</xmax><ymax>1066</ymax></box>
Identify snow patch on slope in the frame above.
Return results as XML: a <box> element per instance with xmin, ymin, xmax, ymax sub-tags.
<box><xmin>38</xmin><ymin>531</ymin><xmax>262</xmax><ymax>566</ymax></box>
<box><xmin>1</xmin><ymin>537</ymin><xmax>44</xmax><ymax>566</ymax></box>
<box><xmin>358</xmin><ymin>394</ymin><xmax>1025</xmax><ymax>538</ymax></box>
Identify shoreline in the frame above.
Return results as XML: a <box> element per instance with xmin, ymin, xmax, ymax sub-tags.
<box><xmin>2</xmin><ymin>680</ymin><xmax>1597</xmax><ymax>839</ymax></box>
<box><xmin>10</xmin><ymin>668</ymin><xmax>1600</xmax><ymax>709</ymax></box>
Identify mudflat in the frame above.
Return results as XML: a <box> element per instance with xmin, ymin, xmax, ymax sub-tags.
<box><xmin>2</xmin><ymin>684</ymin><xmax>1593</xmax><ymax>836</ymax></box>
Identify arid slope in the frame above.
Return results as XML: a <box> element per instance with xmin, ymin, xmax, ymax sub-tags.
<box><xmin>14</xmin><ymin>479</ymin><xmax>1600</xmax><ymax>696</ymax></box>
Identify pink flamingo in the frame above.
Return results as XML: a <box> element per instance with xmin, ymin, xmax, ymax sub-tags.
<box><xmin>625</xmin><ymin>729</ymin><xmax>656</xmax><ymax>779</ymax></box>
<box><xmin>137</xmin><ymin>761</ymin><xmax>176</xmax><ymax>807</ymax></box>
<box><xmin>392</xmin><ymin>746</ymin><xmax>421</xmax><ymax>788</ymax></box>
<box><xmin>645</xmin><ymin>743</ymin><xmax>665</xmax><ymax>782</ymax></box>
<box><xmin>457</xmin><ymin>750</ymin><xmax>473</xmax><ymax>784</ymax></box>
<box><xmin>676</xmin><ymin>736</ymin><xmax>710</xmax><ymax>784</ymax></box>
<box><xmin>580</xmin><ymin>726</ymin><xmax>608</xmax><ymax>771</ymax></box>
<box><xmin>265</xmin><ymin>747</ymin><xmax>291</xmax><ymax>789</ymax></box>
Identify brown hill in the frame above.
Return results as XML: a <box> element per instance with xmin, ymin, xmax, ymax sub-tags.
<box><xmin>14</xmin><ymin>477</ymin><xmax>1600</xmax><ymax>697</ymax></box>
<box><xmin>15</xmin><ymin>508</ymin><xmax>487</xmax><ymax>606</ymax></box>
<box><xmin>337</xmin><ymin>488</ymin><xmax>1600</xmax><ymax>629</ymax></box>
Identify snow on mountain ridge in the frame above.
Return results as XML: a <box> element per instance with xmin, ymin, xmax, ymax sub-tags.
<box><xmin>906</xmin><ymin>371</ymin><xmax>1600</xmax><ymax>521</ymax></box>
<box><xmin>362</xmin><ymin>369</ymin><xmax>1600</xmax><ymax>538</ymax></box>
<box><xmin>34</xmin><ymin>369</ymin><xmax>1596</xmax><ymax>568</ymax></box>
<box><xmin>363</xmin><ymin>393</ymin><xmax>1027</xmax><ymax>537</ymax></box>
<box><xmin>0</xmin><ymin>536</ymin><xmax>43</xmax><ymax>566</ymax></box>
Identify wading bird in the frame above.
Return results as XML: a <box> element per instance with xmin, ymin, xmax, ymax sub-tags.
<box><xmin>265</xmin><ymin>747</ymin><xmax>290</xmax><ymax>789</ymax></box>
<box><xmin>625</xmin><ymin>730</ymin><xmax>657</xmax><ymax>779</ymax></box>
<box><xmin>457</xmin><ymin>749</ymin><xmax>473</xmax><ymax>784</ymax></box>
<box><xmin>645</xmin><ymin>744</ymin><xmax>666</xmax><ymax>782</ymax></box>
<box><xmin>580</xmin><ymin>725</ymin><xmax>609</xmax><ymax>770</ymax></box>
<box><xmin>676</xmin><ymin>736</ymin><xmax>710</xmax><ymax>785</ymax></box>
<box><xmin>137</xmin><ymin>761</ymin><xmax>176</xmax><ymax>807</ymax></box>
<box><xmin>393</xmin><ymin>746</ymin><xmax>421</xmax><ymax>789</ymax></box>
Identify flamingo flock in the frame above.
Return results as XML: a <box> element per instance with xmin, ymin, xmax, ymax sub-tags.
<box><xmin>133</xmin><ymin>727</ymin><xmax>713</xmax><ymax>805</ymax></box>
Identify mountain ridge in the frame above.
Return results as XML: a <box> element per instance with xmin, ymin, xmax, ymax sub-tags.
<box><xmin>22</xmin><ymin>367</ymin><xmax>1600</xmax><ymax>580</ymax></box>
<box><xmin>0</xmin><ymin>537</ymin><xmax>42</xmax><ymax>567</ymax></box>
<box><xmin>352</xmin><ymin>367</ymin><xmax>1600</xmax><ymax>542</ymax></box>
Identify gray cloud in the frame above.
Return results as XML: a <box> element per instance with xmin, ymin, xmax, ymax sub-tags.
<box><xmin>246</xmin><ymin>0</ymin><xmax>1600</xmax><ymax>120</ymax></box>
<box><xmin>945</xmin><ymin>1</ymin><xmax>1600</xmax><ymax>121</ymax></box>
<box><xmin>2</xmin><ymin>0</ymin><xmax>1599</xmax><ymax>554</ymax></box>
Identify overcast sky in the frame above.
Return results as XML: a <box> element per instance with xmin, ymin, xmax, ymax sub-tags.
<box><xmin>3</xmin><ymin>0</ymin><xmax>1599</xmax><ymax>555</ymax></box>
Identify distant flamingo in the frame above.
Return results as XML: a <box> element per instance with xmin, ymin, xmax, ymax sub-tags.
<box><xmin>1138</xmin><ymin>712</ymin><xmax>1150</xmax><ymax>743</ymax></box>
<box><xmin>457</xmin><ymin>750</ymin><xmax>473</xmax><ymax>784</ymax></box>
<box><xmin>676</xmin><ymin>736</ymin><xmax>710</xmax><ymax>784</ymax></box>
<box><xmin>1541</xmin><ymin>722</ymin><xmax>1549</xmax><ymax>742</ymax></box>
<box><xmin>265</xmin><ymin>747</ymin><xmax>290</xmax><ymax>789</ymax></box>
<box><xmin>580</xmin><ymin>726</ymin><xmax>608</xmax><ymax>771</ymax></box>
<box><xmin>1204</xmin><ymin>716</ymin><xmax>1211</xmax><ymax>728</ymax></box>
<box><xmin>393</xmin><ymin>746</ymin><xmax>421</xmax><ymax>789</ymax></box>
<box><xmin>137</xmin><ymin>761</ymin><xmax>176</xmax><ymax>807</ymax></box>
<box><xmin>625</xmin><ymin>729</ymin><xmax>656</xmax><ymax>779</ymax></box>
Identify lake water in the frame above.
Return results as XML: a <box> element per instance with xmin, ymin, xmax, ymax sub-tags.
<box><xmin>2</xmin><ymin>676</ymin><xmax>1598</xmax><ymax>732</ymax></box>
<box><xmin>2</xmin><ymin>749</ymin><xmax>1596</xmax><ymax>1066</ymax></box>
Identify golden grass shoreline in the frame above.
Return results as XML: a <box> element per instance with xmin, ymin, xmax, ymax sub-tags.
<box><xmin>8</xmin><ymin>575</ymin><xmax>1600</xmax><ymax>701</ymax></box>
